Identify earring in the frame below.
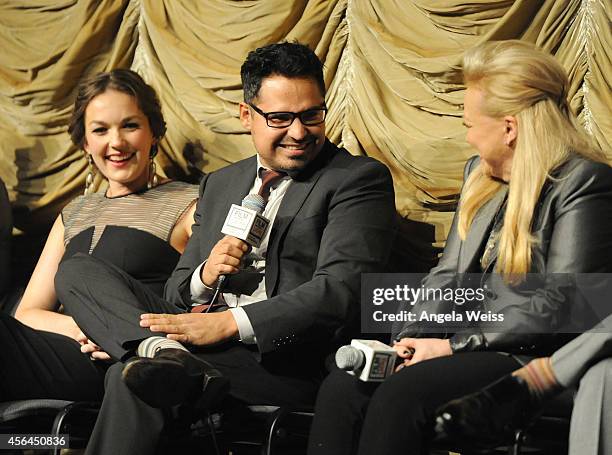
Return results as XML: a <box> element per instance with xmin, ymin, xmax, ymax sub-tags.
<box><xmin>148</xmin><ymin>157</ymin><xmax>158</xmax><ymax>189</ymax></box>
<box><xmin>84</xmin><ymin>154</ymin><xmax>95</xmax><ymax>195</ymax></box>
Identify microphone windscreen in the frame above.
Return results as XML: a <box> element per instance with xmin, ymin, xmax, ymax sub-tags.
<box><xmin>242</xmin><ymin>194</ymin><xmax>265</xmax><ymax>214</ymax></box>
<box><xmin>336</xmin><ymin>345</ymin><xmax>365</xmax><ymax>371</ymax></box>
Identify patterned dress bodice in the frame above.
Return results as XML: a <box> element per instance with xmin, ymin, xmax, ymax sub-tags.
<box><xmin>61</xmin><ymin>181</ymin><xmax>198</xmax><ymax>296</ymax></box>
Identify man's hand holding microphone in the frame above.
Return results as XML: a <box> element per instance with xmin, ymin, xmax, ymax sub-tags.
<box><xmin>201</xmin><ymin>236</ymin><xmax>250</xmax><ymax>287</ymax></box>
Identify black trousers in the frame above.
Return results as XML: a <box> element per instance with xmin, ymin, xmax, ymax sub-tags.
<box><xmin>307</xmin><ymin>352</ymin><xmax>521</xmax><ymax>455</ymax></box>
<box><xmin>55</xmin><ymin>254</ymin><xmax>319</xmax><ymax>455</ymax></box>
<box><xmin>0</xmin><ymin>312</ymin><xmax>107</xmax><ymax>402</ymax></box>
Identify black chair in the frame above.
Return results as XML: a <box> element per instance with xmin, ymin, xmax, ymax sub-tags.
<box><xmin>0</xmin><ymin>292</ymin><xmax>101</xmax><ymax>452</ymax></box>
<box><xmin>214</xmin><ymin>389</ymin><xmax>573</xmax><ymax>455</ymax></box>
<box><xmin>220</xmin><ymin>405</ymin><xmax>314</xmax><ymax>455</ymax></box>
<box><xmin>429</xmin><ymin>389</ymin><xmax>573</xmax><ymax>455</ymax></box>
<box><xmin>0</xmin><ymin>399</ymin><xmax>100</xmax><ymax>454</ymax></box>
<box><xmin>505</xmin><ymin>389</ymin><xmax>573</xmax><ymax>455</ymax></box>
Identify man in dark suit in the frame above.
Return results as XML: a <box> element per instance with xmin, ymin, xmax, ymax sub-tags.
<box><xmin>56</xmin><ymin>42</ymin><xmax>396</xmax><ymax>454</ymax></box>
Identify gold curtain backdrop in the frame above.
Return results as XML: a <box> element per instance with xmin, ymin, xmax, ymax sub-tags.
<box><xmin>0</xmin><ymin>0</ymin><xmax>610</xmax><ymax>251</ymax></box>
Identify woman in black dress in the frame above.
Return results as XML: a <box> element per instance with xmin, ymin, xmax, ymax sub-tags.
<box><xmin>1</xmin><ymin>69</ymin><xmax>198</xmax><ymax>402</ymax></box>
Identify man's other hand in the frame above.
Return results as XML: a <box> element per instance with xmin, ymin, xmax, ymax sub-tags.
<box><xmin>140</xmin><ymin>312</ymin><xmax>240</xmax><ymax>346</ymax></box>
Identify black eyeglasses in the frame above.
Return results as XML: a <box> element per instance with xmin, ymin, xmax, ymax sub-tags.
<box><xmin>248</xmin><ymin>103</ymin><xmax>327</xmax><ymax>128</ymax></box>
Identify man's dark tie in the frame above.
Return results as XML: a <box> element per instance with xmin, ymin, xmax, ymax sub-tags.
<box><xmin>258</xmin><ymin>169</ymin><xmax>286</xmax><ymax>202</ymax></box>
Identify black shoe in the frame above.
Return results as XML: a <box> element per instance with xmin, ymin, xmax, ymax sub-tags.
<box><xmin>433</xmin><ymin>374</ymin><xmax>541</xmax><ymax>448</ymax></box>
<box><xmin>122</xmin><ymin>348</ymin><xmax>229</xmax><ymax>409</ymax></box>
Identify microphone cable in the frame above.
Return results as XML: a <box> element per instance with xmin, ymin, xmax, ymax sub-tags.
<box><xmin>205</xmin><ymin>275</ymin><xmax>226</xmax><ymax>314</ymax></box>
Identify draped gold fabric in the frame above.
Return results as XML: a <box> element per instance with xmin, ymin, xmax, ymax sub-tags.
<box><xmin>1</xmin><ymin>0</ymin><xmax>610</xmax><ymax>251</ymax></box>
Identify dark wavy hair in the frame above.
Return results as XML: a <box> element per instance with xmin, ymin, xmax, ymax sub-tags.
<box><xmin>68</xmin><ymin>69</ymin><xmax>166</xmax><ymax>149</ymax></box>
<box><xmin>240</xmin><ymin>42</ymin><xmax>325</xmax><ymax>103</ymax></box>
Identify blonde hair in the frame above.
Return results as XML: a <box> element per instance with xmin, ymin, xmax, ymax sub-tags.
<box><xmin>458</xmin><ymin>40</ymin><xmax>607</xmax><ymax>282</ymax></box>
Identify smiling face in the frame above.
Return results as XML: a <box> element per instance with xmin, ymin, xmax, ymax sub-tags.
<box><xmin>83</xmin><ymin>89</ymin><xmax>156</xmax><ymax>197</ymax></box>
<box><xmin>463</xmin><ymin>86</ymin><xmax>516</xmax><ymax>182</ymax></box>
<box><xmin>239</xmin><ymin>75</ymin><xmax>326</xmax><ymax>172</ymax></box>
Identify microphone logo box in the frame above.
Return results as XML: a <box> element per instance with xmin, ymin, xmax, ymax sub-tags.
<box><xmin>221</xmin><ymin>204</ymin><xmax>269</xmax><ymax>247</ymax></box>
<box><xmin>350</xmin><ymin>339</ymin><xmax>397</xmax><ymax>382</ymax></box>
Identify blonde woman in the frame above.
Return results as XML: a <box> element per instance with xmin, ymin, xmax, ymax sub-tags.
<box><xmin>307</xmin><ymin>40</ymin><xmax>612</xmax><ymax>455</ymax></box>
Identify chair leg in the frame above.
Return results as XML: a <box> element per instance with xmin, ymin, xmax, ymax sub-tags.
<box><xmin>205</xmin><ymin>412</ymin><xmax>222</xmax><ymax>455</ymax></box>
<box><xmin>509</xmin><ymin>429</ymin><xmax>524</xmax><ymax>455</ymax></box>
<box><xmin>262</xmin><ymin>408</ymin><xmax>286</xmax><ymax>455</ymax></box>
<box><xmin>50</xmin><ymin>402</ymin><xmax>100</xmax><ymax>455</ymax></box>
<box><xmin>51</xmin><ymin>406</ymin><xmax>73</xmax><ymax>455</ymax></box>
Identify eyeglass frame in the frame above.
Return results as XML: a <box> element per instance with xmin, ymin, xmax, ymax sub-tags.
<box><xmin>247</xmin><ymin>103</ymin><xmax>327</xmax><ymax>129</ymax></box>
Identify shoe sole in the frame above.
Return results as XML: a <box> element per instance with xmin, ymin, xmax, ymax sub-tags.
<box><xmin>122</xmin><ymin>357</ymin><xmax>194</xmax><ymax>408</ymax></box>
<box><xmin>122</xmin><ymin>357</ymin><xmax>230</xmax><ymax>409</ymax></box>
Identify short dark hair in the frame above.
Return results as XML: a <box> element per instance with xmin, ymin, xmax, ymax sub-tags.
<box><xmin>68</xmin><ymin>69</ymin><xmax>166</xmax><ymax>149</ymax></box>
<box><xmin>240</xmin><ymin>42</ymin><xmax>325</xmax><ymax>103</ymax></box>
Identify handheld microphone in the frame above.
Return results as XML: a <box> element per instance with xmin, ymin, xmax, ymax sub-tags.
<box><xmin>335</xmin><ymin>340</ymin><xmax>398</xmax><ymax>382</ymax></box>
<box><xmin>210</xmin><ymin>194</ymin><xmax>271</xmax><ymax>304</ymax></box>
<box><xmin>221</xmin><ymin>194</ymin><xmax>270</xmax><ymax>248</ymax></box>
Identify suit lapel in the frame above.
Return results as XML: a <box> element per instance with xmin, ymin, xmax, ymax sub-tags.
<box><xmin>458</xmin><ymin>185</ymin><xmax>508</xmax><ymax>272</ymax></box>
<box><xmin>264</xmin><ymin>143</ymin><xmax>336</xmax><ymax>296</ymax></box>
<box><xmin>265</xmin><ymin>173</ymin><xmax>322</xmax><ymax>296</ymax></box>
<box><xmin>227</xmin><ymin>156</ymin><xmax>258</xmax><ymax>206</ymax></box>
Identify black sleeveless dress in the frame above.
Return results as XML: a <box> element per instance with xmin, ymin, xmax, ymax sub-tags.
<box><xmin>0</xmin><ymin>181</ymin><xmax>198</xmax><ymax>401</ymax></box>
